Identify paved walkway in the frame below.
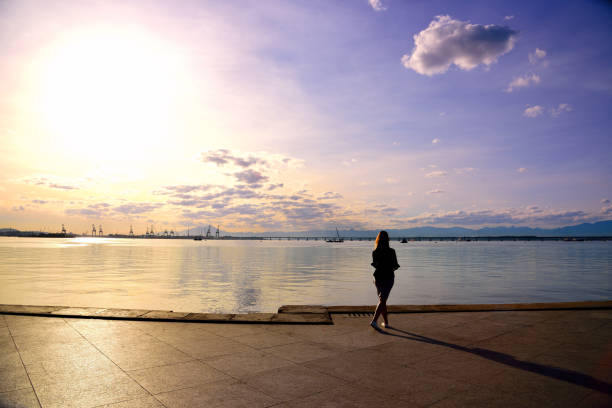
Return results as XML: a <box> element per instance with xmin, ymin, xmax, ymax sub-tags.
<box><xmin>1</xmin><ymin>309</ymin><xmax>611</xmax><ymax>407</ymax></box>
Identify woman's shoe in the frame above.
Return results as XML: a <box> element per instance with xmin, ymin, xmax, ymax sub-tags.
<box><xmin>370</xmin><ymin>321</ymin><xmax>380</xmax><ymax>330</ymax></box>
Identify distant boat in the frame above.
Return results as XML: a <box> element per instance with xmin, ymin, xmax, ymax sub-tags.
<box><xmin>193</xmin><ymin>236</ymin><xmax>203</xmax><ymax>241</ymax></box>
<box><xmin>326</xmin><ymin>227</ymin><xmax>344</xmax><ymax>243</ymax></box>
<box><xmin>401</xmin><ymin>238</ymin><xmax>408</xmax><ymax>243</ymax></box>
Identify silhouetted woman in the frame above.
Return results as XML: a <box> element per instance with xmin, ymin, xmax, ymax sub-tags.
<box><xmin>370</xmin><ymin>230</ymin><xmax>399</xmax><ymax>329</ymax></box>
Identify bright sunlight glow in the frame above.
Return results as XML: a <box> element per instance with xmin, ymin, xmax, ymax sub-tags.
<box><xmin>36</xmin><ymin>27</ymin><xmax>186</xmax><ymax>160</ymax></box>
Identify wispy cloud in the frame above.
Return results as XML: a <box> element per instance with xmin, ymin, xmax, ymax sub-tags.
<box><xmin>402</xmin><ymin>208</ymin><xmax>602</xmax><ymax>227</ymax></box>
<box><xmin>318</xmin><ymin>191</ymin><xmax>343</xmax><ymax>200</ymax></box>
<box><xmin>114</xmin><ymin>203</ymin><xmax>164</xmax><ymax>215</ymax></box>
<box><xmin>368</xmin><ymin>0</ymin><xmax>387</xmax><ymax>12</ymax></box>
<box><xmin>201</xmin><ymin>149</ymin><xmax>267</xmax><ymax>168</ymax></box>
<box><xmin>523</xmin><ymin>105</ymin><xmax>544</xmax><ymax>118</ymax></box>
<box><xmin>517</xmin><ymin>167</ymin><xmax>527</xmax><ymax>173</ymax></box>
<box><xmin>21</xmin><ymin>176</ymin><xmax>81</xmax><ymax>190</ymax></box>
<box><xmin>528</xmin><ymin>48</ymin><xmax>547</xmax><ymax>65</ymax></box>
<box><xmin>504</xmin><ymin>15</ymin><xmax>515</xmax><ymax>21</ymax></box>
<box><xmin>402</xmin><ymin>15</ymin><xmax>517</xmax><ymax>76</ymax></box>
<box><xmin>233</xmin><ymin>169</ymin><xmax>269</xmax><ymax>185</ymax></box>
<box><xmin>549</xmin><ymin>103</ymin><xmax>572</xmax><ymax>117</ymax></box>
<box><xmin>427</xmin><ymin>189</ymin><xmax>445</xmax><ymax>194</ymax></box>
<box><xmin>506</xmin><ymin>73</ymin><xmax>540</xmax><ymax>92</ymax></box>
<box><xmin>432</xmin><ymin>138</ymin><xmax>440</xmax><ymax>144</ymax></box>
<box><xmin>425</xmin><ymin>171</ymin><xmax>447</xmax><ymax>178</ymax></box>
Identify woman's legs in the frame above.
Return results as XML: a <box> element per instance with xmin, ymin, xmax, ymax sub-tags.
<box><xmin>372</xmin><ymin>278</ymin><xmax>393</xmax><ymax>326</ymax></box>
<box><xmin>381</xmin><ymin>301</ymin><xmax>388</xmax><ymax>326</ymax></box>
<box><xmin>373</xmin><ymin>299</ymin><xmax>388</xmax><ymax>325</ymax></box>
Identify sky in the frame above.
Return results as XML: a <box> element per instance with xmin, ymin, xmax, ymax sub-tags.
<box><xmin>1</xmin><ymin>0</ymin><xmax>611</xmax><ymax>234</ymax></box>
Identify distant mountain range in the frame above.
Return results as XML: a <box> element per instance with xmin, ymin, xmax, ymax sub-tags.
<box><xmin>2</xmin><ymin>220</ymin><xmax>612</xmax><ymax>238</ymax></box>
<box><xmin>227</xmin><ymin>220</ymin><xmax>612</xmax><ymax>238</ymax></box>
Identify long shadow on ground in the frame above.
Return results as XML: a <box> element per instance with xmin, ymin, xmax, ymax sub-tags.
<box><xmin>376</xmin><ymin>326</ymin><xmax>612</xmax><ymax>395</ymax></box>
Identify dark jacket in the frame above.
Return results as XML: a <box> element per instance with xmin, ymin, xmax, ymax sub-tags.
<box><xmin>371</xmin><ymin>247</ymin><xmax>400</xmax><ymax>281</ymax></box>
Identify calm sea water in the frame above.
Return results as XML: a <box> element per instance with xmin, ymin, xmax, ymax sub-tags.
<box><xmin>0</xmin><ymin>237</ymin><xmax>610</xmax><ymax>313</ymax></box>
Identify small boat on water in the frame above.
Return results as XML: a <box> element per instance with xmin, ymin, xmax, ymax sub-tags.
<box><xmin>326</xmin><ymin>227</ymin><xmax>344</xmax><ymax>243</ymax></box>
<box><xmin>400</xmin><ymin>238</ymin><xmax>408</xmax><ymax>243</ymax></box>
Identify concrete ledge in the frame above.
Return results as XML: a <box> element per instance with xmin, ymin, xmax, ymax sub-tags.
<box><xmin>1</xmin><ymin>301</ymin><xmax>609</xmax><ymax>324</ymax></box>
<box><xmin>327</xmin><ymin>300</ymin><xmax>612</xmax><ymax>314</ymax></box>
<box><xmin>0</xmin><ymin>304</ymin><xmax>333</xmax><ymax>324</ymax></box>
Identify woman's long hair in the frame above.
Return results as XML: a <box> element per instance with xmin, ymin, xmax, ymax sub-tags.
<box><xmin>374</xmin><ymin>230</ymin><xmax>389</xmax><ymax>250</ymax></box>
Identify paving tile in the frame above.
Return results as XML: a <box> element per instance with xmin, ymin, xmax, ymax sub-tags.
<box><xmin>233</xmin><ymin>332</ymin><xmax>300</xmax><ymax>349</ymax></box>
<box><xmin>206</xmin><ymin>349</ymin><xmax>295</xmax><ymax>379</ymax></box>
<box><xmin>577</xmin><ymin>390</ymin><xmax>612</xmax><ymax>408</ymax></box>
<box><xmin>96</xmin><ymin>340</ymin><xmax>193</xmax><ymax>371</ymax></box>
<box><xmin>156</xmin><ymin>379</ymin><xmax>277</xmax><ymax>408</ymax></box>
<box><xmin>304</xmin><ymin>348</ymin><xmax>404</xmax><ymax>383</ymax></box>
<box><xmin>11</xmin><ymin>328</ymin><xmax>85</xmax><ymax>352</ymax></box>
<box><xmin>171</xmin><ymin>337</ymin><xmax>256</xmax><ymax>360</ymax></box>
<box><xmin>267</xmin><ymin>321</ymin><xmax>356</xmax><ymax>341</ymax></box>
<box><xmin>0</xmin><ymin>364</ymin><xmax>31</xmax><ymax>393</ymax></box>
<box><xmin>429</xmin><ymin>384</ymin><xmax>532</xmax><ymax>408</ymax></box>
<box><xmin>471</xmin><ymin>330</ymin><xmax>562</xmax><ymax>360</ymax></box>
<box><xmin>200</xmin><ymin>323</ymin><xmax>269</xmax><ymax>338</ymax></box>
<box><xmin>35</xmin><ymin>372</ymin><xmax>148</xmax><ymax>408</ymax></box>
<box><xmin>410</xmin><ymin>348</ymin><xmax>509</xmax><ymax>385</ymax></box>
<box><xmin>263</xmin><ymin>341</ymin><xmax>345</xmax><ymax>364</ymax></box>
<box><xmin>363</xmin><ymin>335</ymin><xmax>452</xmax><ymax>366</ymax></box>
<box><xmin>25</xmin><ymin>353</ymin><xmax>122</xmax><ymax>388</ymax></box>
<box><xmin>282</xmin><ymin>383</ymin><xmax>402</xmax><ymax>407</ymax></box>
<box><xmin>480</xmin><ymin>310</ymin><xmax>557</xmax><ymax>327</ymax></box>
<box><xmin>1</xmin><ymin>350</ymin><xmax>26</xmax><ymax>370</ymax></box>
<box><xmin>0</xmin><ymin>327</ymin><xmax>13</xmax><ymax>349</ymax></box>
<box><xmin>320</xmin><ymin>328</ymin><xmax>398</xmax><ymax>350</ymax></box>
<box><xmin>128</xmin><ymin>360</ymin><xmax>231</xmax><ymax>394</ymax></box>
<box><xmin>94</xmin><ymin>395</ymin><xmax>164</xmax><ymax>408</ymax></box>
<box><xmin>244</xmin><ymin>365</ymin><xmax>346</xmax><ymax>402</ymax></box>
<box><xmin>18</xmin><ymin>340</ymin><xmax>101</xmax><ymax>366</ymax></box>
<box><xmin>355</xmin><ymin>365</ymin><xmax>470</xmax><ymax>407</ymax></box>
<box><xmin>484</xmin><ymin>365</ymin><xmax>594</xmax><ymax>407</ymax></box>
<box><xmin>142</xmin><ymin>324</ymin><xmax>221</xmax><ymax>346</ymax></box>
<box><xmin>4</xmin><ymin>315</ymin><xmax>66</xmax><ymax>329</ymax></box>
<box><xmin>0</xmin><ymin>387</ymin><xmax>41</xmax><ymax>408</ymax></box>
<box><xmin>70</xmin><ymin>324</ymin><xmax>145</xmax><ymax>343</ymax></box>
<box><xmin>529</xmin><ymin>342</ymin><xmax>612</xmax><ymax>379</ymax></box>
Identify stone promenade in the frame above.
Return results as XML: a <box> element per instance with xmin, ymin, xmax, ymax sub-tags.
<box><xmin>1</xmin><ymin>307</ymin><xmax>611</xmax><ymax>407</ymax></box>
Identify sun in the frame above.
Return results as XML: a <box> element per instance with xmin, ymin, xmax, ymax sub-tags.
<box><xmin>37</xmin><ymin>26</ymin><xmax>186</xmax><ymax>160</ymax></box>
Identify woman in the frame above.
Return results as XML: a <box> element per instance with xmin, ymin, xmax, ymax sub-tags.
<box><xmin>370</xmin><ymin>230</ymin><xmax>400</xmax><ymax>329</ymax></box>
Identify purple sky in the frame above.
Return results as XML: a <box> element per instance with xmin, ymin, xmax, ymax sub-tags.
<box><xmin>1</xmin><ymin>0</ymin><xmax>611</xmax><ymax>233</ymax></box>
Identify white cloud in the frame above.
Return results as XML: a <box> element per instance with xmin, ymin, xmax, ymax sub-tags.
<box><xmin>425</xmin><ymin>171</ymin><xmax>447</xmax><ymax>178</ymax></box>
<box><xmin>402</xmin><ymin>15</ymin><xmax>518</xmax><ymax>76</ymax></box>
<box><xmin>504</xmin><ymin>15</ymin><xmax>515</xmax><ymax>21</ymax></box>
<box><xmin>601</xmin><ymin>198</ymin><xmax>610</xmax><ymax>204</ymax></box>
<box><xmin>506</xmin><ymin>73</ymin><xmax>540</xmax><ymax>92</ymax></box>
<box><xmin>432</xmin><ymin>138</ymin><xmax>440</xmax><ymax>144</ymax></box>
<box><xmin>529</xmin><ymin>48</ymin><xmax>547</xmax><ymax>64</ymax></box>
<box><xmin>368</xmin><ymin>0</ymin><xmax>387</xmax><ymax>11</ymax></box>
<box><xmin>427</xmin><ymin>189</ymin><xmax>445</xmax><ymax>194</ymax></box>
<box><xmin>549</xmin><ymin>103</ymin><xmax>572</xmax><ymax>117</ymax></box>
<box><xmin>523</xmin><ymin>105</ymin><xmax>543</xmax><ymax>118</ymax></box>
<box><xmin>517</xmin><ymin>167</ymin><xmax>527</xmax><ymax>173</ymax></box>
